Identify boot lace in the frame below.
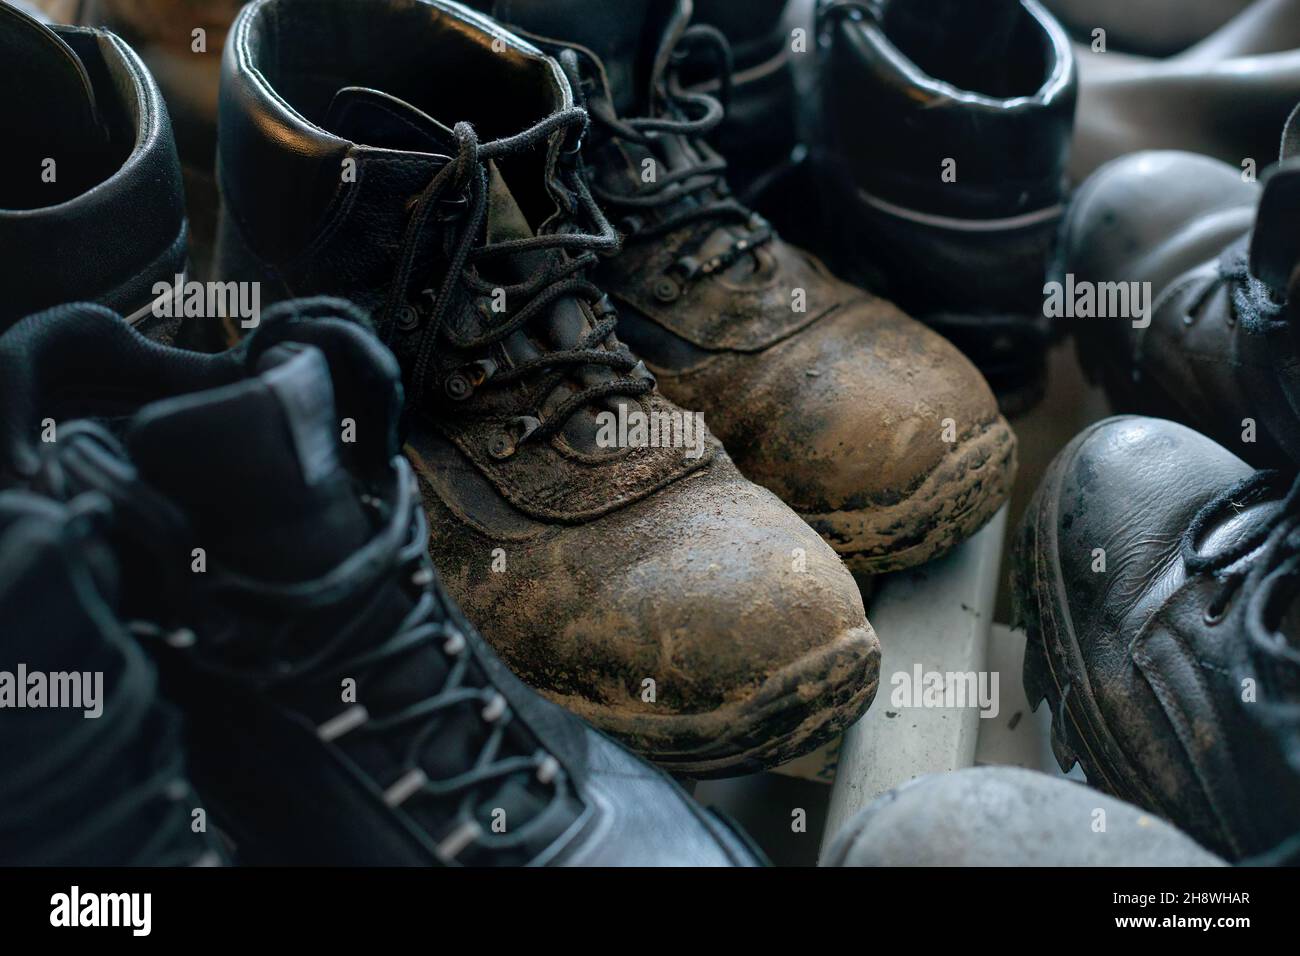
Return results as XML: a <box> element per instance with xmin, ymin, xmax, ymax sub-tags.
<box><xmin>381</xmin><ymin>109</ymin><xmax>652</xmax><ymax>453</ymax></box>
<box><xmin>562</xmin><ymin>29</ymin><xmax>774</xmax><ymax>283</ymax></box>
<box><xmin>40</xmin><ymin>423</ymin><xmax>573</xmax><ymax>864</ymax></box>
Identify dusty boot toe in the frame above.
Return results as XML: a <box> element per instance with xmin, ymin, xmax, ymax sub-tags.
<box><xmin>423</xmin><ymin>454</ymin><xmax>880</xmax><ymax>777</ymax></box>
<box><xmin>667</xmin><ymin>302</ymin><xmax>1017</xmax><ymax>573</ymax></box>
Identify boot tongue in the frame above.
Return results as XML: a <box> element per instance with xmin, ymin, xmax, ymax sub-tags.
<box><xmin>124</xmin><ymin>344</ymin><xmax>372</xmax><ymax>582</ymax></box>
<box><xmin>323</xmin><ymin>86</ymin><xmax>456</xmax><ymax>152</ymax></box>
<box><xmin>324</xmin><ymin>86</ymin><xmax>631</xmax><ymax>457</ymax></box>
<box><xmin>0</xmin><ymin>2</ymin><xmax>108</xmax><ymax>206</ymax></box>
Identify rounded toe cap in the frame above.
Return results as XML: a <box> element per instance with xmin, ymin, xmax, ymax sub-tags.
<box><xmin>1063</xmin><ymin>151</ymin><xmax>1258</xmax><ymax>287</ymax></box>
<box><xmin>823</xmin><ymin>767</ymin><xmax>1225</xmax><ymax>866</ymax></box>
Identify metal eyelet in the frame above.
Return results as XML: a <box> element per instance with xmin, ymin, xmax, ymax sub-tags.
<box><xmin>1203</xmin><ymin>602</ymin><xmax>1229</xmax><ymax>626</ymax></box>
<box><xmin>488</xmin><ymin>416</ymin><xmax>541</xmax><ymax>460</ymax></box>
<box><xmin>653</xmin><ymin>277</ymin><xmax>680</xmax><ymax>302</ymax></box>
<box><xmin>445</xmin><ymin>371</ymin><xmax>474</xmax><ymax>401</ymax></box>
<box><xmin>396</xmin><ymin>304</ymin><xmax>420</xmax><ymax>332</ymax></box>
<box><xmin>488</xmin><ymin>432</ymin><xmax>516</xmax><ymax>460</ymax></box>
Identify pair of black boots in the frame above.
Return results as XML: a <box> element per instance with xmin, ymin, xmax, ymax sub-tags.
<box><xmin>1012</xmin><ymin>108</ymin><xmax>1300</xmax><ymax>862</ymax></box>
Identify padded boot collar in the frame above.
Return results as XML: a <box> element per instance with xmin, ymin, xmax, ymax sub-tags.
<box><xmin>0</xmin><ymin>13</ymin><xmax>186</xmax><ymax>327</ymax></box>
<box><xmin>219</xmin><ymin>0</ymin><xmax>567</xmax><ymax>266</ymax></box>
<box><xmin>819</xmin><ymin>0</ymin><xmax>1077</xmax><ymax>219</ymax></box>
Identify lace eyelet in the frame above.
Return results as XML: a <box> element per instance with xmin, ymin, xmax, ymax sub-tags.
<box><xmin>488</xmin><ymin>432</ymin><xmax>516</xmax><ymax>460</ymax></box>
<box><xmin>1204</xmin><ymin>603</ymin><xmax>1228</xmax><ymax>626</ymax></box>
<box><xmin>653</xmin><ymin>277</ymin><xmax>680</xmax><ymax>302</ymax></box>
<box><xmin>445</xmin><ymin>371</ymin><xmax>474</xmax><ymax>401</ymax></box>
<box><xmin>396</xmin><ymin>304</ymin><xmax>420</xmax><ymax>333</ymax></box>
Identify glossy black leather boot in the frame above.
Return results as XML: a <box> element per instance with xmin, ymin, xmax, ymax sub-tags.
<box><xmin>1012</xmin><ymin>416</ymin><xmax>1300</xmax><ymax>861</ymax></box>
<box><xmin>0</xmin><ymin>1</ymin><xmax>186</xmax><ymax>331</ymax></box>
<box><xmin>1063</xmin><ymin>107</ymin><xmax>1300</xmax><ymax>469</ymax></box>
<box><xmin>814</xmin><ymin>0</ymin><xmax>1077</xmax><ymax>414</ymax></box>
<box><xmin>0</xmin><ymin>298</ymin><xmax>765</xmax><ymax>866</ymax></box>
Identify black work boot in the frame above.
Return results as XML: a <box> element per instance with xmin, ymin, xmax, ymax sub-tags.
<box><xmin>0</xmin><ymin>490</ymin><xmax>222</xmax><ymax>866</ymax></box>
<box><xmin>27</xmin><ymin>0</ymin><xmax>245</xmax><ymax>277</ymax></box>
<box><xmin>467</xmin><ymin>0</ymin><xmax>1017</xmax><ymax>574</ymax></box>
<box><xmin>0</xmin><ymin>299</ymin><xmax>764</xmax><ymax>866</ymax></box>
<box><xmin>1062</xmin><ymin>109</ymin><xmax>1300</xmax><ymax>468</ymax></box>
<box><xmin>213</xmin><ymin>0</ymin><xmax>879</xmax><ymax>776</ymax></box>
<box><xmin>0</xmin><ymin>1</ymin><xmax>187</xmax><ymax>331</ymax></box>
<box><xmin>1011</xmin><ymin>415</ymin><xmax>1300</xmax><ymax>861</ymax></box>
<box><xmin>823</xmin><ymin>767</ymin><xmax>1225</xmax><ymax>866</ymax></box>
<box><xmin>814</xmin><ymin>0</ymin><xmax>1077</xmax><ymax>414</ymax></box>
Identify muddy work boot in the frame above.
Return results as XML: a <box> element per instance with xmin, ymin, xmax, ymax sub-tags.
<box><xmin>0</xmin><ymin>490</ymin><xmax>222</xmax><ymax>866</ymax></box>
<box><xmin>467</xmin><ymin>0</ymin><xmax>1017</xmax><ymax>574</ymax></box>
<box><xmin>1062</xmin><ymin>124</ymin><xmax>1300</xmax><ymax>468</ymax></box>
<box><xmin>0</xmin><ymin>299</ymin><xmax>766</xmax><ymax>865</ymax></box>
<box><xmin>822</xmin><ymin>767</ymin><xmax>1225</xmax><ymax>866</ymax></box>
<box><xmin>0</xmin><ymin>1</ymin><xmax>187</xmax><ymax>330</ymax></box>
<box><xmin>213</xmin><ymin>0</ymin><xmax>879</xmax><ymax>776</ymax></box>
<box><xmin>1012</xmin><ymin>416</ymin><xmax>1300</xmax><ymax>860</ymax></box>
<box><xmin>815</xmin><ymin>0</ymin><xmax>1077</xmax><ymax>414</ymax></box>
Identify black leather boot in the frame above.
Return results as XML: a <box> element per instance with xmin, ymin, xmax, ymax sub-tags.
<box><xmin>0</xmin><ymin>1</ymin><xmax>186</xmax><ymax>331</ymax></box>
<box><xmin>814</xmin><ymin>0</ymin><xmax>1077</xmax><ymax>414</ymax></box>
<box><xmin>1063</xmin><ymin>105</ymin><xmax>1300</xmax><ymax>469</ymax></box>
<box><xmin>1012</xmin><ymin>415</ymin><xmax>1300</xmax><ymax>861</ymax></box>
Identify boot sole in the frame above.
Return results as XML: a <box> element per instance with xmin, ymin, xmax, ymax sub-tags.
<box><xmin>1009</xmin><ymin>426</ymin><xmax>1166</xmax><ymax>814</ymax></box>
<box><xmin>542</xmin><ymin>623</ymin><xmax>880</xmax><ymax>779</ymax></box>
<box><xmin>806</xmin><ymin>415</ymin><xmax>1017</xmax><ymax>574</ymax></box>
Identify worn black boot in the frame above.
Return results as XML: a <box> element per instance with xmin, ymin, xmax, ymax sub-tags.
<box><xmin>1012</xmin><ymin>415</ymin><xmax>1300</xmax><ymax>860</ymax></box>
<box><xmin>814</xmin><ymin>0</ymin><xmax>1077</xmax><ymax>414</ymax></box>
<box><xmin>0</xmin><ymin>1</ymin><xmax>186</xmax><ymax>331</ymax></box>
<box><xmin>1062</xmin><ymin>106</ymin><xmax>1300</xmax><ymax>468</ymax></box>
<box><xmin>0</xmin><ymin>490</ymin><xmax>222</xmax><ymax>866</ymax></box>
<box><xmin>0</xmin><ymin>298</ymin><xmax>763</xmax><ymax>865</ymax></box>
<box><xmin>212</xmin><ymin>0</ymin><xmax>879</xmax><ymax>776</ymax></box>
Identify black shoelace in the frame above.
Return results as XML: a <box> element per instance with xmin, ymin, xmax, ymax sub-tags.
<box><xmin>381</xmin><ymin>109</ymin><xmax>651</xmax><ymax>455</ymax></box>
<box><xmin>42</xmin><ymin>424</ymin><xmax>573</xmax><ymax>864</ymax></box>
<box><xmin>1186</xmin><ymin>471</ymin><xmax>1300</xmax><ymax>867</ymax></box>
<box><xmin>562</xmin><ymin>30</ymin><xmax>774</xmax><ymax>283</ymax></box>
<box><xmin>1182</xmin><ymin>469</ymin><xmax>1299</xmax><ymax>626</ymax></box>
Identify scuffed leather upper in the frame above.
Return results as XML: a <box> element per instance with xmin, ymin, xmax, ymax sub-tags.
<box><xmin>0</xmin><ymin>4</ymin><xmax>186</xmax><ymax>327</ymax></box>
<box><xmin>216</xmin><ymin>0</ymin><xmax>878</xmax><ymax>770</ymax></box>
<box><xmin>469</xmin><ymin>2</ymin><xmax>1015</xmax><ymax>571</ymax></box>
<box><xmin>1027</xmin><ymin>416</ymin><xmax>1300</xmax><ymax>859</ymax></box>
